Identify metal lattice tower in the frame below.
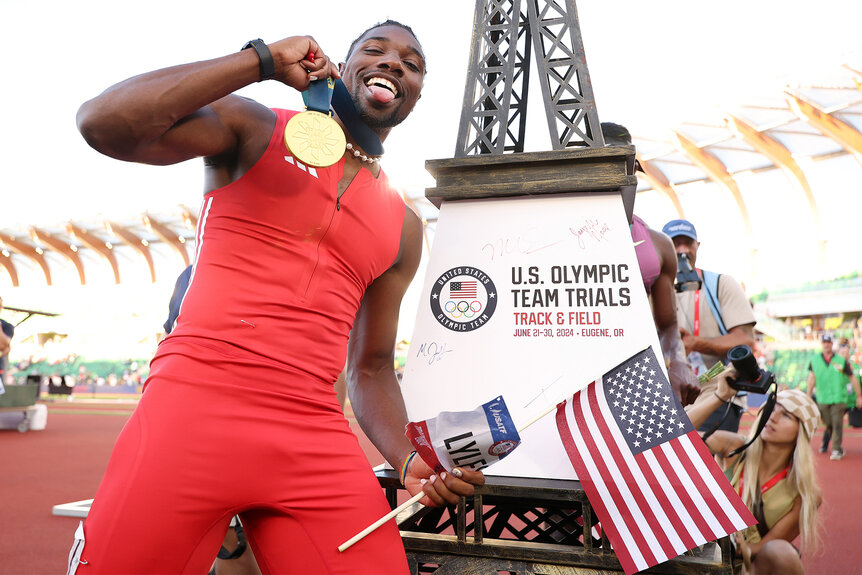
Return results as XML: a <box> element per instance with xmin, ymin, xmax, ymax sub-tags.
<box><xmin>456</xmin><ymin>0</ymin><xmax>604</xmax><ymax>156</ymax></box>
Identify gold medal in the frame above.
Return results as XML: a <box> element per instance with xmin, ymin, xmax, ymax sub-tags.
<box><xmin>283</xmin><ymin>110</ymin><xmax>346</xmax><ymax>168</ymax></box>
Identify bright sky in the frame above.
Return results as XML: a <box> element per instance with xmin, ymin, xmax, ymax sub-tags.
<box><xmin>3</xmin><ymin>0</ymin><xmax>860</xmax><ymax>228</ymax></box>
<box><xmin>1</xmin><ymin>0</ymin><xmax>861</xmax><ymax>355</ymax></box>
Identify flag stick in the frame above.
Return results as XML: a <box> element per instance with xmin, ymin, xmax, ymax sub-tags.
<box><xmin>338</xmin><ymin>491</ymin><xmax>424</xmax><ymax>552</ymax></box>
<box><xmin>337</xmin><ymin>403</ymin><xmax>559</xmax><ymax>553</ymax></box>
<box><xmin>516</xmin><ymin>402</ymin><xmax>557</xmax><ymax>433</ymax></box>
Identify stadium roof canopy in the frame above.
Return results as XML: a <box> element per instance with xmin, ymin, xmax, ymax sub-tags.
<box><xmin>0</xmin><ymin>207</ymin><xmax>197</xmax><ymax>287</ymax></box>
<box><xmin>634</xmin><ymin>62</ymin><xmax>862</xmax><ymax>236</ymax></box>
<box><xmin>628</xmin><ymin>59</ymin><xmax>862</xmax><ymax>292</ymax></box>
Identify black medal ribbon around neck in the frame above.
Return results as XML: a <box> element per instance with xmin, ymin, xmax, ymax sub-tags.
<box><xmin>331</xmin><ymin>79</ymin><xmax>384</xmax><ymax>157</ymax></box>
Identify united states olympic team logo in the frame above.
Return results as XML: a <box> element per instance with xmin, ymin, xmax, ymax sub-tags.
<box><xmin>489</xmin><ymin>439</ymin><xmax>519</xmax><ymax>457</ymax></box>
<box><xmin>430</xmin><ymin>266</ymin><xmax>497</xmax><ymax>332</ymax></box>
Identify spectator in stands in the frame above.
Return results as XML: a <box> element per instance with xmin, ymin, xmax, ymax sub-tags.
<box><xmin>808</xmin><ymin>334</ymin><xmax>862</xmax><ymax>460</ymax></box>
<box><xmin>0</xmin><ymin>296</ymin><xmax>14</xmax><ymax>392</ymax></box>
<box><xmin>662</xmin><ymin>219</ymin><xmax>756</xmax><ymax>432</ymax></box>
<box><xmin>687</xmin><ymin>369</ymin><xmax>821</xmax><ymax>575</ymax></box>
<box><xmin>601</xmin><ymin>122</ymin><xmax>700</xmax><ymax>405</ymax></box>
<box><xmin>851</xmin><ymin>340</ymin><xmax>862</xmax><ymax>368</ymax></box>
<box><xmin>76</xmin><ymin>365</ymin><xmax>89</xmax><ymax>387</ymax></box>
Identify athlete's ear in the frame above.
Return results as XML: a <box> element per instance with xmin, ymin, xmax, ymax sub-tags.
<box><xmin>338</xmin><ymin>62</ymin><xmax>345</xmax><ymax>74</ymax></box>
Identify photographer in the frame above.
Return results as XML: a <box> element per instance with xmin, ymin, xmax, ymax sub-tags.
<box><xmin>686</xmin><ymin>370</ymin><xmax>821</xmax><ymax>575</ymax></box>
<box><xmin>663</xmin><ymin>219</ymin><xmax>756</xmax><ymax>431</ymax></box>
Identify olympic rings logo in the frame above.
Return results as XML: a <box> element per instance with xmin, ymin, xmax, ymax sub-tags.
<box><xmin>444</xmin><ymin>300</ymin><xmax>483</xmax><ymax>318</ymax></box>
<box><xmin>430</xmin><ymin>267</ymin><xmax>497</xmax><ymax>332</ymax></box>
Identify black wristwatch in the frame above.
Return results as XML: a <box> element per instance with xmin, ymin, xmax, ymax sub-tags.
<box><xmin>242</xmin><ymin>39</ymin><xmax>275</xmax><ymax>82</ymax></box>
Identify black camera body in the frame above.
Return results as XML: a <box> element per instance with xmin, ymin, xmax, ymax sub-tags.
<box><xmin>726</xmin><ymin>345</ymin><xmax>774</xmax><ymax>394</ymax></box>
<box><xmin>675</xmin><ymin>253</ymin><xmax>702</xmax><ymax>292</ymax></box>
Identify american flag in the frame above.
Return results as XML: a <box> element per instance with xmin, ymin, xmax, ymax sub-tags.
<box><xmin>449</xmin><ymin>280</ymin><xmax>477</xmax><ymax>298</ymax></box>
<box><xmin>555</xmin><ymin>347</ymin><xmax>755</xmax><ymax>575</ymax></box>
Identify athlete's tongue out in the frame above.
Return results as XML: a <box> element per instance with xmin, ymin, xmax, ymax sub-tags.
<box><xmin>368</xmin><ymin>85</ymin><xmax>396</xmax><ymax>103</ymax></box>
<box><xmin>365</xmin><ymin>77</ymin><xmax>398</xmax><ymax>103</ymax></box>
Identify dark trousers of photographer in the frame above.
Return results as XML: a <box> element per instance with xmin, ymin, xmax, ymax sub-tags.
<box><xmin>818</xmin><ymin>403</ymin><xmax>846</xmax><ymax>454</ymax></box>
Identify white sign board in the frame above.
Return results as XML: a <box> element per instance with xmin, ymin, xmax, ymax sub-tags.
<box><xmin>401</xmin><ymin>192</ymin><xmax>663</xmax><ymax>480</ymax></box>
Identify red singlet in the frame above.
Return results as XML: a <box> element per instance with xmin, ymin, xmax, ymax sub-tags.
<box><xmin>165</xmin><ymin>109</ymin><xmax>405</xmax><ymax>384</ymax></box>
<box><xmin>71</xmin><ymin>110</ymin><xmax>410</xmax><ymax>575</ymax></box>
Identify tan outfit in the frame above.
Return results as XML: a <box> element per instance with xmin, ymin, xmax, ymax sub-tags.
<box><xmin>726</xmin><ymin>457</ymin><xmax>798</xmax><ymax>545</ymax></box>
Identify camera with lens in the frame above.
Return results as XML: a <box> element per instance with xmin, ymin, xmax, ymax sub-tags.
<box><xmin>675</xmin><ymin>253</ymin><xmax>702</xmax><ymax>292</ymax></box>
<box><xmin>726</xmin><ymin>345</ymin><xmax>774</xmax><ymax>394</ymax></box>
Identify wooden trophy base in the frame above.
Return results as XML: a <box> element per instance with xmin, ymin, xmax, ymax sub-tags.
<box><xmin>425</xmin><ymin>147</ymin><xmax>638</xmax><ymax>224</ymax></box>
<box><xmin>377</xmin><ymin>469</ymin><xmax>735</xmax><ymax>574</ymax></box>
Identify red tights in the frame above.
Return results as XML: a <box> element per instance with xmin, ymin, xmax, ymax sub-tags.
<box><xmin>71</xmin><ymin>352</ymin><xmax>408</xmax><ymax>575</ymax></box>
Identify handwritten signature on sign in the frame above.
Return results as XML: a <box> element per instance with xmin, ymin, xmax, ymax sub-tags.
<box><xmin>481</xmin><ymin>228</ymin><xmax>566</xmax><ymax>262</ymax></box>
<box><xmin>569</xmin><ymin>219</ymin><xmax>611</xmax><ymax>250</ymax></box>
<box><xmin>481</xmin><ymin>220</ymin><xmax>613</xmax><ymax>261</ymax></box>
<box><xmin>416</xmin><ymin>341</ymin><xmax>454</xmax><ymax>366</ymax></box>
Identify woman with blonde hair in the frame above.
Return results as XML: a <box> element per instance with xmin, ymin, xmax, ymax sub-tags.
<box><xmin>686</xmin><ymin>369</ymin><xmax>822</xmax><ymax>575</ymax></box>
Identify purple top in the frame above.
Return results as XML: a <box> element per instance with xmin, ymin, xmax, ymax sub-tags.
<box><xmin>630</xmin><ymin>215</ymin><xmax>661</xmax><ymax>294</ymax></box>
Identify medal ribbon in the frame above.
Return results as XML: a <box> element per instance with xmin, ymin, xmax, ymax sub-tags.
<box><xmin>302</xmin><ymin>77</ymin><xmax>335</xmax><ymax>115</ymax></box>
<box><xmin>331</xmin><ymin>79</ymin><xmax>384</xmax><ymax>156</ymax></box>
<box><xmin>692</xmin><ymin>267</ymin><xmax>705</xmax><ymax>337</ymax></box>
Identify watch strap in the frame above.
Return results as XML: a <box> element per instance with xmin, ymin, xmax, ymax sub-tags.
<box><xmin>242</xmin><ymin>39</ymin><xmax>275</xmax><ymax>81</ymax></box>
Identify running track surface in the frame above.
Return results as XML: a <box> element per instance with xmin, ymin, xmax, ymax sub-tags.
<box><xmin>2</xmin><ymin>401</ymin><xmax>861</xmax><ymax>574</ymax></box>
